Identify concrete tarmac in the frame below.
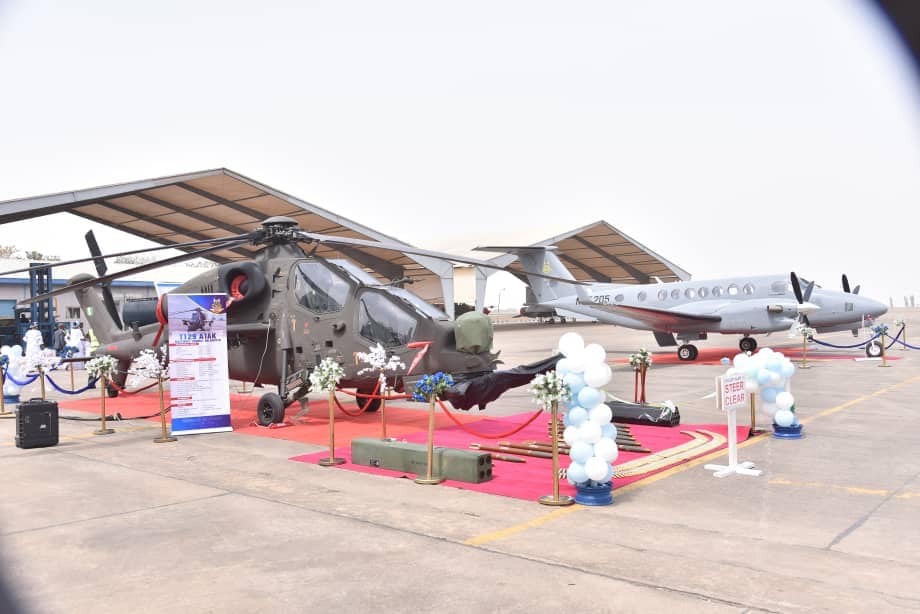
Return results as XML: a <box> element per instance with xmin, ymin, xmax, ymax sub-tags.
<box><xmin>1</xmin><ymin>309</ymin><xmax>919</xmax><ymax>613</ymax></box>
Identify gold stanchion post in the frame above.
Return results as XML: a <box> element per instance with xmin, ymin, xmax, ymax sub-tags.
<box><xmin>539</xmin><ymin>402</ymin><xmax>574</xmax><ymax>506</ymax></box>
<box><xmin>153</xmin><ymin>378</ymin><xmax>176</xmax><ymax>443</ymax></box>
<box><xmin>749</xmin><ymin>393</ymin><xmax>759</xmax><ymax>437</ymax></box>
<box><xmin>319</xmin><ymin>389</ymin><xmax>345</xmax><ymax>466</ymax></box>
<box><xmin>415</xmin><ymin>395</ymin><xmax>444</xmax><ymax>484</ymax></box>
<box><xmin>880</xmin><ymin>333</ymin><xmax>891</xmax><ymax>368</ymax></box>
<box><xmin>70</xmin><ymin>362</ymin><xmax>75</xmax><ymax>391</ymax></box>
<box><xmin>800</xmin><ymin>334</ymin><xmax>810</xmax><ymax>369</ymax></box>
<box><xmin>902</xmin><ymin>325</ymin><xmax>908</xmax><ymax>351</ymax></box>
<box><xmin>379</xmin><ymin>375</ymin><xmax>388</xmax><ymax>440</ymax></box>
<box><xmin>38</xmin><ymin>366</ymin><xmax>46</xmax><ymax>401</ymax></box>
<box><xmin>0</xmin><ymin>368</ymin><xmax>9</xmax><ymax>416</ymax></box>
<box><xmin>94</xmin><ymin>374</ymin><xmax>114</xmax><ymax>435</ymax></box>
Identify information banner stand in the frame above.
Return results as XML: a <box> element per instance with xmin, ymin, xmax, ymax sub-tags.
<box><xmin>167</xmin><ymin>294</ymin><xmax>232</xmax><ymax>436</ymax></box>
<box><xmin>705</xmin><ymin>374</ymin><xmax>762</xmax><ymax>479</ymax></box>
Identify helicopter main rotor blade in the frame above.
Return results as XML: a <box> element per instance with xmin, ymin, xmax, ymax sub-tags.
<box><xmin>296</xmin><ymin>231</ymin><xmax>589</xmax><ymax>286</ymax></box>
<box><xmin>15</xmin><ymin>239</ymin><xmax>251</xmax><ymax>306</ymax></box>
<box><xmin>0</xmin><ymin>232</ymin><xmax>254</xmax><ymax>277</ymax></box>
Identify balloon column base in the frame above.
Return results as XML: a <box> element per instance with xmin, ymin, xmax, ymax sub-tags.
<box><xmin>539</xmin><ymin>494</ymin><xmax>575</xmax><ymax>507</ymax></box>
<box><xmin>772</xmin><ymin>423</ymin><xmax>804</xmax><ymax>439</ymax></box>
<box><xmin>574</xmin><ymin>482</ymin><xmax>613</xmax><ymax>506</ymax></box>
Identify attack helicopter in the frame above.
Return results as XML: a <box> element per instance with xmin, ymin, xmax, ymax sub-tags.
<box><xmin>10</xmin><ymin>216</ymin><xmax>568</xmax><ymax>425</ymax></box>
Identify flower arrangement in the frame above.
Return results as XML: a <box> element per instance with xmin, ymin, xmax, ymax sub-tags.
<box><xmin>0</xmin><ymin>354</ymin><xmax>8</xmax><ymax>371</ymax></box>
<box><xmin>356</xmin><ymin>343</ymin><xmax>405</xmax><ymax>380</ymax></box>
<box><xmin>29</xmin><ymin>349</ymin><xmax>62</xmax><ymax>372</ymax></box>
<box><xmin>894</xmin><ymin>319</ymin><xmax>906</xmax><ymax>329</ymax></box>
<box><xmin>86</xmin><ymin>355</ymin><xmax>118</xmax><ymax>379</ymax></box>
<box><xmin>62</xmin><ymin>345</ymin><xmax>80</xmax><ymax>359</ymax></box>
<box><xmin>309</xmin><ymin>357</ymin><xmax>345</xmax><ymax>392</ymax></box>
<box><xmin>412</xmin><ymin>372</ymin><xmax>454</xmax><ymax>402</ymax></box>
<box><xmin>128</xmin><ymin>348</ymin><xmax>167</xmax><ymax>385</ymax></box>
<box><xmin>529</xmin><ymin>371</ymin><xmax>571</xmax><ymax>408</ymax></box>
<box><xmin>793</xmin><ymin>321</ymin><xmax>816</xmax><ymax>339</ymax></box>
<box><xmin>871</xmin><ymin>323</ymin><xmax>889</xmax><ymax>336</ymax></box>
<box><xmin>628</xmin><ymin>348</ymin><xmax>652</xmax><ymax>370</ymax></box>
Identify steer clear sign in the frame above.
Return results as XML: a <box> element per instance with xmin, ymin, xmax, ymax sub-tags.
<box><xmin>719</xmin><ymin>373</ymin><xmax>747</xmax><ymax>412</ymax></box>
<box><xmin>167</xmin><ymin>294</ymin><xmax>232</xmax><ymax>435</ymax></box>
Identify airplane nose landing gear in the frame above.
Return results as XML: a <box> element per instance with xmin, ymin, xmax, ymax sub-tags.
<box><xmin>739</xmin><ymin>336</ymin><xmax>757</xmax><ymax>353</ymax></box>
<box><xmin>677</xmin><ymin>344</ymin><xmax>698</xmax><ymax>361</ymax></box>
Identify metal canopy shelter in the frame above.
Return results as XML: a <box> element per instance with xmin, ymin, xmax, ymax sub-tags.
<box><xmin>474</xmin><ymin>220</ymin><xmax>690</xmax><ymax>311</ymax></box>
<box><xmin>0</xmin><ymin>168</ymin><xmax>457</xmax><ymax>316</ymax></box>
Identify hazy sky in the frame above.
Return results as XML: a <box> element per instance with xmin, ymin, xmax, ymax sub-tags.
<box><xmin>1</xmin><ymin>0</ymin><xmax>917</xmax><ymax>309</ymax></box>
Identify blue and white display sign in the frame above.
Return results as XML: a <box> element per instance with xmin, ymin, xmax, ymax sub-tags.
<box><xmin>167</xmin><ymin>294</ymin><xmax>232</xmax><ymax>435</ymax></box>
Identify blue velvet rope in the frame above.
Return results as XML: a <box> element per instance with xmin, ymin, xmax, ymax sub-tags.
<box><xmin>809</xmin><ymin>331</ymin><xmax>880</xmax><ymax>349</ymax></box>
<box><xmin>884</xmin><ymin>326</ymin><xmax>904</xmax><ymax>350</ymax></box>
<box><xmin>43</xmin><ymin>373</ymin><xmax>100</xmax><ymax>395</ymax></box>
<box><xmin>0</xmin><ymin>367</ymin><xmax>40</xmax><ymax>386</ymax></box>
<box><xmin>885</xmin><ymin>330</ymin><xmax>920</xmax><ymax>350</ymax></box>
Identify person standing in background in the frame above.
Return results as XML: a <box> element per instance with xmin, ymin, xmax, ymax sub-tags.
<box><xmin>23</xmin><ymin>323</ymin><xmax>43</xmax><ymax>371</ymax></box>
<box><xmin>52</xmin><ymin>323</ymin><xmax>67</xmax><ymax>355</ymax></box>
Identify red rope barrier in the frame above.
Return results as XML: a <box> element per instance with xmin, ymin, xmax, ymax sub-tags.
<box><xmin>333</xmin><ymin>379</ymin><xmax>383</xmax><ymax>417</ymax></box>
<box><xmin>108</xmin><ymin>380</ymin><xmax>159</xmax><ymax>395</ymax></box>
<box><xmin>436</xmin><ymin>399</ymin><xmax>545</xmax><ymax>439</ymax></box>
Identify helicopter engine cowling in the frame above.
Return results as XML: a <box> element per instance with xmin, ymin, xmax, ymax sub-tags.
<box><xmin>217</xmin><ymin>261</ymin><xmax>268</xmax><ymax>304</ymax></box>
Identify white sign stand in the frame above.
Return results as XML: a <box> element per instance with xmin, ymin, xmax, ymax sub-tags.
<box><xmin>704</xmin><ymin>374</ymin><xmax>763</xmax><ymax>478</ymax></box>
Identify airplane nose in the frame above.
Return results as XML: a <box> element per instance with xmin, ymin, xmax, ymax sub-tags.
<box><xmin>867</xmin><ymin>298</ymin><xmax>888</xmax><ymax>319</ymax></box>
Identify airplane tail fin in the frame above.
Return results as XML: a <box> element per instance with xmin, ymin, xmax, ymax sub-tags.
<box><xmin>477</xmin><ymin>246</ymin><xmax>588</xmax><ymax>304</ymax></box>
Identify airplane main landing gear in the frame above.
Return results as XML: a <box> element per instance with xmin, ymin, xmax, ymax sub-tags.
<box><xmin>677</xmin><ymin>344</ymin><xmax>698</xmax><ymax>361</ymax></box>
<box><xmin>739</xmin><ymin>336</ymin><xmax>757</xmax><ymax>353</ymax></box>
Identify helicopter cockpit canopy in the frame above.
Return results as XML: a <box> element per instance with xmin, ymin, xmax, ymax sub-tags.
<box><xmin>293</xmin><ymin>261</ymin><xmax>351</xmax><ymax>313</ymax></box>
<box><xmin>330</xmin><ymin>259</ymin><xmax>449</xmax><ymax>321</ymax></box>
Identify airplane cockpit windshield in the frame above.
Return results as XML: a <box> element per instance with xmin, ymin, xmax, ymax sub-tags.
<box><xmin>293</xmin><ymin>261</ymin><xmax>351</xmax><ymax>313</ymax></box>
<box><xmin>329</xmin><ymin>259</ymin><xmax>449</xmax><ymax>321</ymax></box>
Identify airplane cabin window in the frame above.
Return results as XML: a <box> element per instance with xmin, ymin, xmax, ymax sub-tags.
<box><xmin>614</xmin><ymin>293</ymin><xmax>624</xmax><ymax>302</ymax></box>
<box><xmin>845</xmin><ymin>302</ymin><xmax>854</xmax><ymax>312</ymax></box>
<box><xmin>743</xmin><ymin>283</ymin><xmax>755</xmax><ymax>295</ymax></box>
<box><xmin>637</xmin><ymin>291</ymin><xmax>647</xmax><ymax>302</ymax></box>
<box><xmin>712</xmin><ymin>286</ymin><xmax>723</xmax><ymax>297</ymax></box>
<box><xmin>671</xmin><ymin>289</ymin><xmax>680</xmax><ymax>300</ymax></box>
<box><xmin>727</xmin><ymin>284</ymin><xmax>739</xmax><ymax>296</ymax></box>
<box><xmin>698</xmin><ymin>287</ymin><xmax>708</xmax><ymax>298</ymax></box>
<box><xmin>658</xmin><ymin>289</ymin><xmax>668</xmax><ymax>301</ymax></box>
<box><xmin>294</xmin><ymin>262</ymin><xmax>351</xmax><ymax>313</ymax></box>
<box><xmin>684</xmin><ymin>288</ymin><xmax>696</xmax><ymax>299</ymax></box>
<box><xmin>770</xmin><ymin>281</ymin><xmax>787</xmax><ymax>294</ymax></box>
<box><xmin>357</xmin><ymin>291</ymin><xmax>418</xmax><ymax>347</ymax></box>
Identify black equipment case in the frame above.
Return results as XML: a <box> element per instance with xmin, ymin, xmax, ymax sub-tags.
<box><xmin>15</xmin><ymin>398</ymin><xmax>59</xmax><ymax>449</ymax></box>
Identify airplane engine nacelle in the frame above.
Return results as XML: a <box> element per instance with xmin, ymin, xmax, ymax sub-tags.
<box><xmin>217</xmin><ymin>261</ymin><xmax>268</xmax><ymax>304</ymax></box>
<box><xmin>716</xmin><ymin>303</ymin><xmax>790</xmax><ymax>334</ymax></box>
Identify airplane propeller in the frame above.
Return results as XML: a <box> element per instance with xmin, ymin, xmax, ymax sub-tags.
<box><xmin>789</xmin><ymin>272</ymin><xmax>818</xmax><ymax>326</ymax></box>
<box><xmin>842</xmin><ymin>274</ymin><xmax>860</xmax><ymax>295</ymax></box>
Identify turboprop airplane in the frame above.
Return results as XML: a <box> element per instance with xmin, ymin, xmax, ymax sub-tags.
<box><xmin>476</xmin><ymin>246</ymin><xmax>888</xmax><ymax>361</ymax></box>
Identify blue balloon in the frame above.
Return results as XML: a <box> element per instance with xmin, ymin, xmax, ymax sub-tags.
<box><xmin>564</xmin><ymin>372</ymin><xmax>585</xmax><ymax>396</ymax></box>
<box><xmin>766</xmin><ymin>357</ymin><xmax>783</xmax><ymax>373</ymax></box>
<box><xmin>555</xmin><ymin>358</ymin><xmax>572</xmax><ymax>377</ymax></box>
<box><xmin>567</xmin><ymin>461</ymin><xmax>588</xmax><ymax>485</ymax></box>
<box><xmin>569</xmin><ymin>441</ymin><xmax>593</xmax><ymax>464</ymax></box>
<box><xmin>781</xmin><ymin>362</ymin><xmax>795</xmax><ymax>378</ymax></box>
<box><xmin>600</xmin><ymin>423</ymin><xmax>616</xmax><ymax>439</ymax></box>
<box><xmin>562</xmin><ymin>411</ymin><xmax>571</xmax><ymax>426</ymax></box>
<box><xmin>756</xmin><ymin>369</ymin><xmax>772</xmax><ymax>385</ymax></box>
<box><xmin>760</xmin><ymin>387</ymin><xmax>781</xmax><ymax>403</ymax></box>
<box><xmin>567</xmin><ymin>406</ymin><xmax>588</xmax><ymax>427</ymax></box>
<box><xmin>577</xmin><ymin>386</ymin><xmax>603</xmax><ymax>409</ymax></box>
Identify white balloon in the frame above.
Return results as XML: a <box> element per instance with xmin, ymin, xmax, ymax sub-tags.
<box><xmin>593</xmin><ymin>437</ymin><xmax>619</xmax><ymax>463</ymax></box>
<box><xmin>562</xmin><ymin>425</ymin><xmax>580</xmax><ymax>446</ymax></box>
<box><xmin>768</xmin><ymin>372</ymin><xmax>783</xmax><ymax>387</ymax></box>
<box><xmin>583</xmin><ymin>363</ymin><xmax>612</xmax><ymax>388</ymax></box>
<box><xmin>578</xmin><ymin>420</ymin><xmax>602</xmax><ymax>444</ymax></box>
<box><xmin>558</xmin><ymin>332</ymin><xmax>585</xmax><ymax>358</ymax></box>
<box><xmin>775</xmin><ymin>391</ymin><xmax>794</xmax><ymax>411</ymax></box>
<box><xmin>774</xmin><ymin>408</ymin><xmax>795</xmax><ymax>427</ymax></box>
<box><xmin>585</xmin><ymin>456</ymin><xmax>610</xmax><ymax>481</ymax></box>
<box><xmin>588</xmin><ymin>403</ymin><xmax>613</xmax><ymax>424</ymax></box>
<box><xmin>555</xmin><ymin>357</ymin><xmax>572</xmax><ymax>376</ymax></box>
<box><xmin>566</xmin><ymin>350</ymin><xmax>586</xmax><ymax>374</ymax></box>
<box><xmin>761</xmin><ymin>401</ymin><xmax>778</xmax><ymax>418</ymax></box>
<box><xmin>744</xmin><ymin>379</ymin><xmax>760</xmax><ymax>393</ymax></box>
<box><xmin>582</xmin><ymin>343</ymin><xmax>607</xmax><ymax>366</ymax></box>
<box><xmin>725</xmin><ymin>367</ymin><xmax>737</xmax><ymax>377</ymax></box>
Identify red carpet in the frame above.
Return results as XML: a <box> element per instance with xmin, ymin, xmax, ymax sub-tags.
<box><xmin>611</xmin><ymin>346</ymin><xmax>894</xmax><ymax>366</ymax></box>
<box><xmin>289</xmin><ymin>414</ymin><xmax>749</xmax><ymax>501</ymax></box>
<box><xmin>57</xmin><ymin>392</ymin><xmax>487</xmax><ymax>447</ymax></box>
<box><xmin>60</xmin><ymin>392</ymin><xmax>747</xmax><ymax>501</ymax></box>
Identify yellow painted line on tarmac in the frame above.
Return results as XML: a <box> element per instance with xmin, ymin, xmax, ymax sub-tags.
<box><xmin>464</xmin><ymin>371</ymin><xmax>920</xmax><ymax>546</ymax></box>
<box><xmin>769</xmin><ymin>477</ymin><xmax>889</xmax><ymax>497</ymax></box>
<box><xmin>463</xmin><ymin>505</ymin><xmax>583</xmax><ymax>546</ymax></box>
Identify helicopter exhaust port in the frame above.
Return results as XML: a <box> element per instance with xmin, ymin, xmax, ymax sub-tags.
<box><xmin>217</xmin><ymin>262</ymin><xmax>267</xmax><ymax>304</ymax></box>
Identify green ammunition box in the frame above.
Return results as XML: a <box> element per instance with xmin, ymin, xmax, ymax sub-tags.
<box><xmin>351</xmin><ymin>437</ymin><xmax>493</xmax><ymax>483</ymax></box>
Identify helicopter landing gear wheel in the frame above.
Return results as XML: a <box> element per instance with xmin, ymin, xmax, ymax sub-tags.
<box><xmin>356</xmin><ymin>386</ymin><xmax>381</xmax><ymax>412</ymax></box>
<box><xmin>865</xmin><ymin>340</ymin><xmax>883</xmax><ymax>358</ymax></box>
<box><xmin>739</xmin><ymin>336</ymin><xmax>757</xmax><ymax>353</ymax></box>
<box><xmin>256</xmin><ymin>392</ymin><xmax>286</xmax><ymax>426</ymax></box>
<box><xmin>677</xmin><ymin>344</ymin><xmax>698</xmax><ymax>361</ymax></box>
